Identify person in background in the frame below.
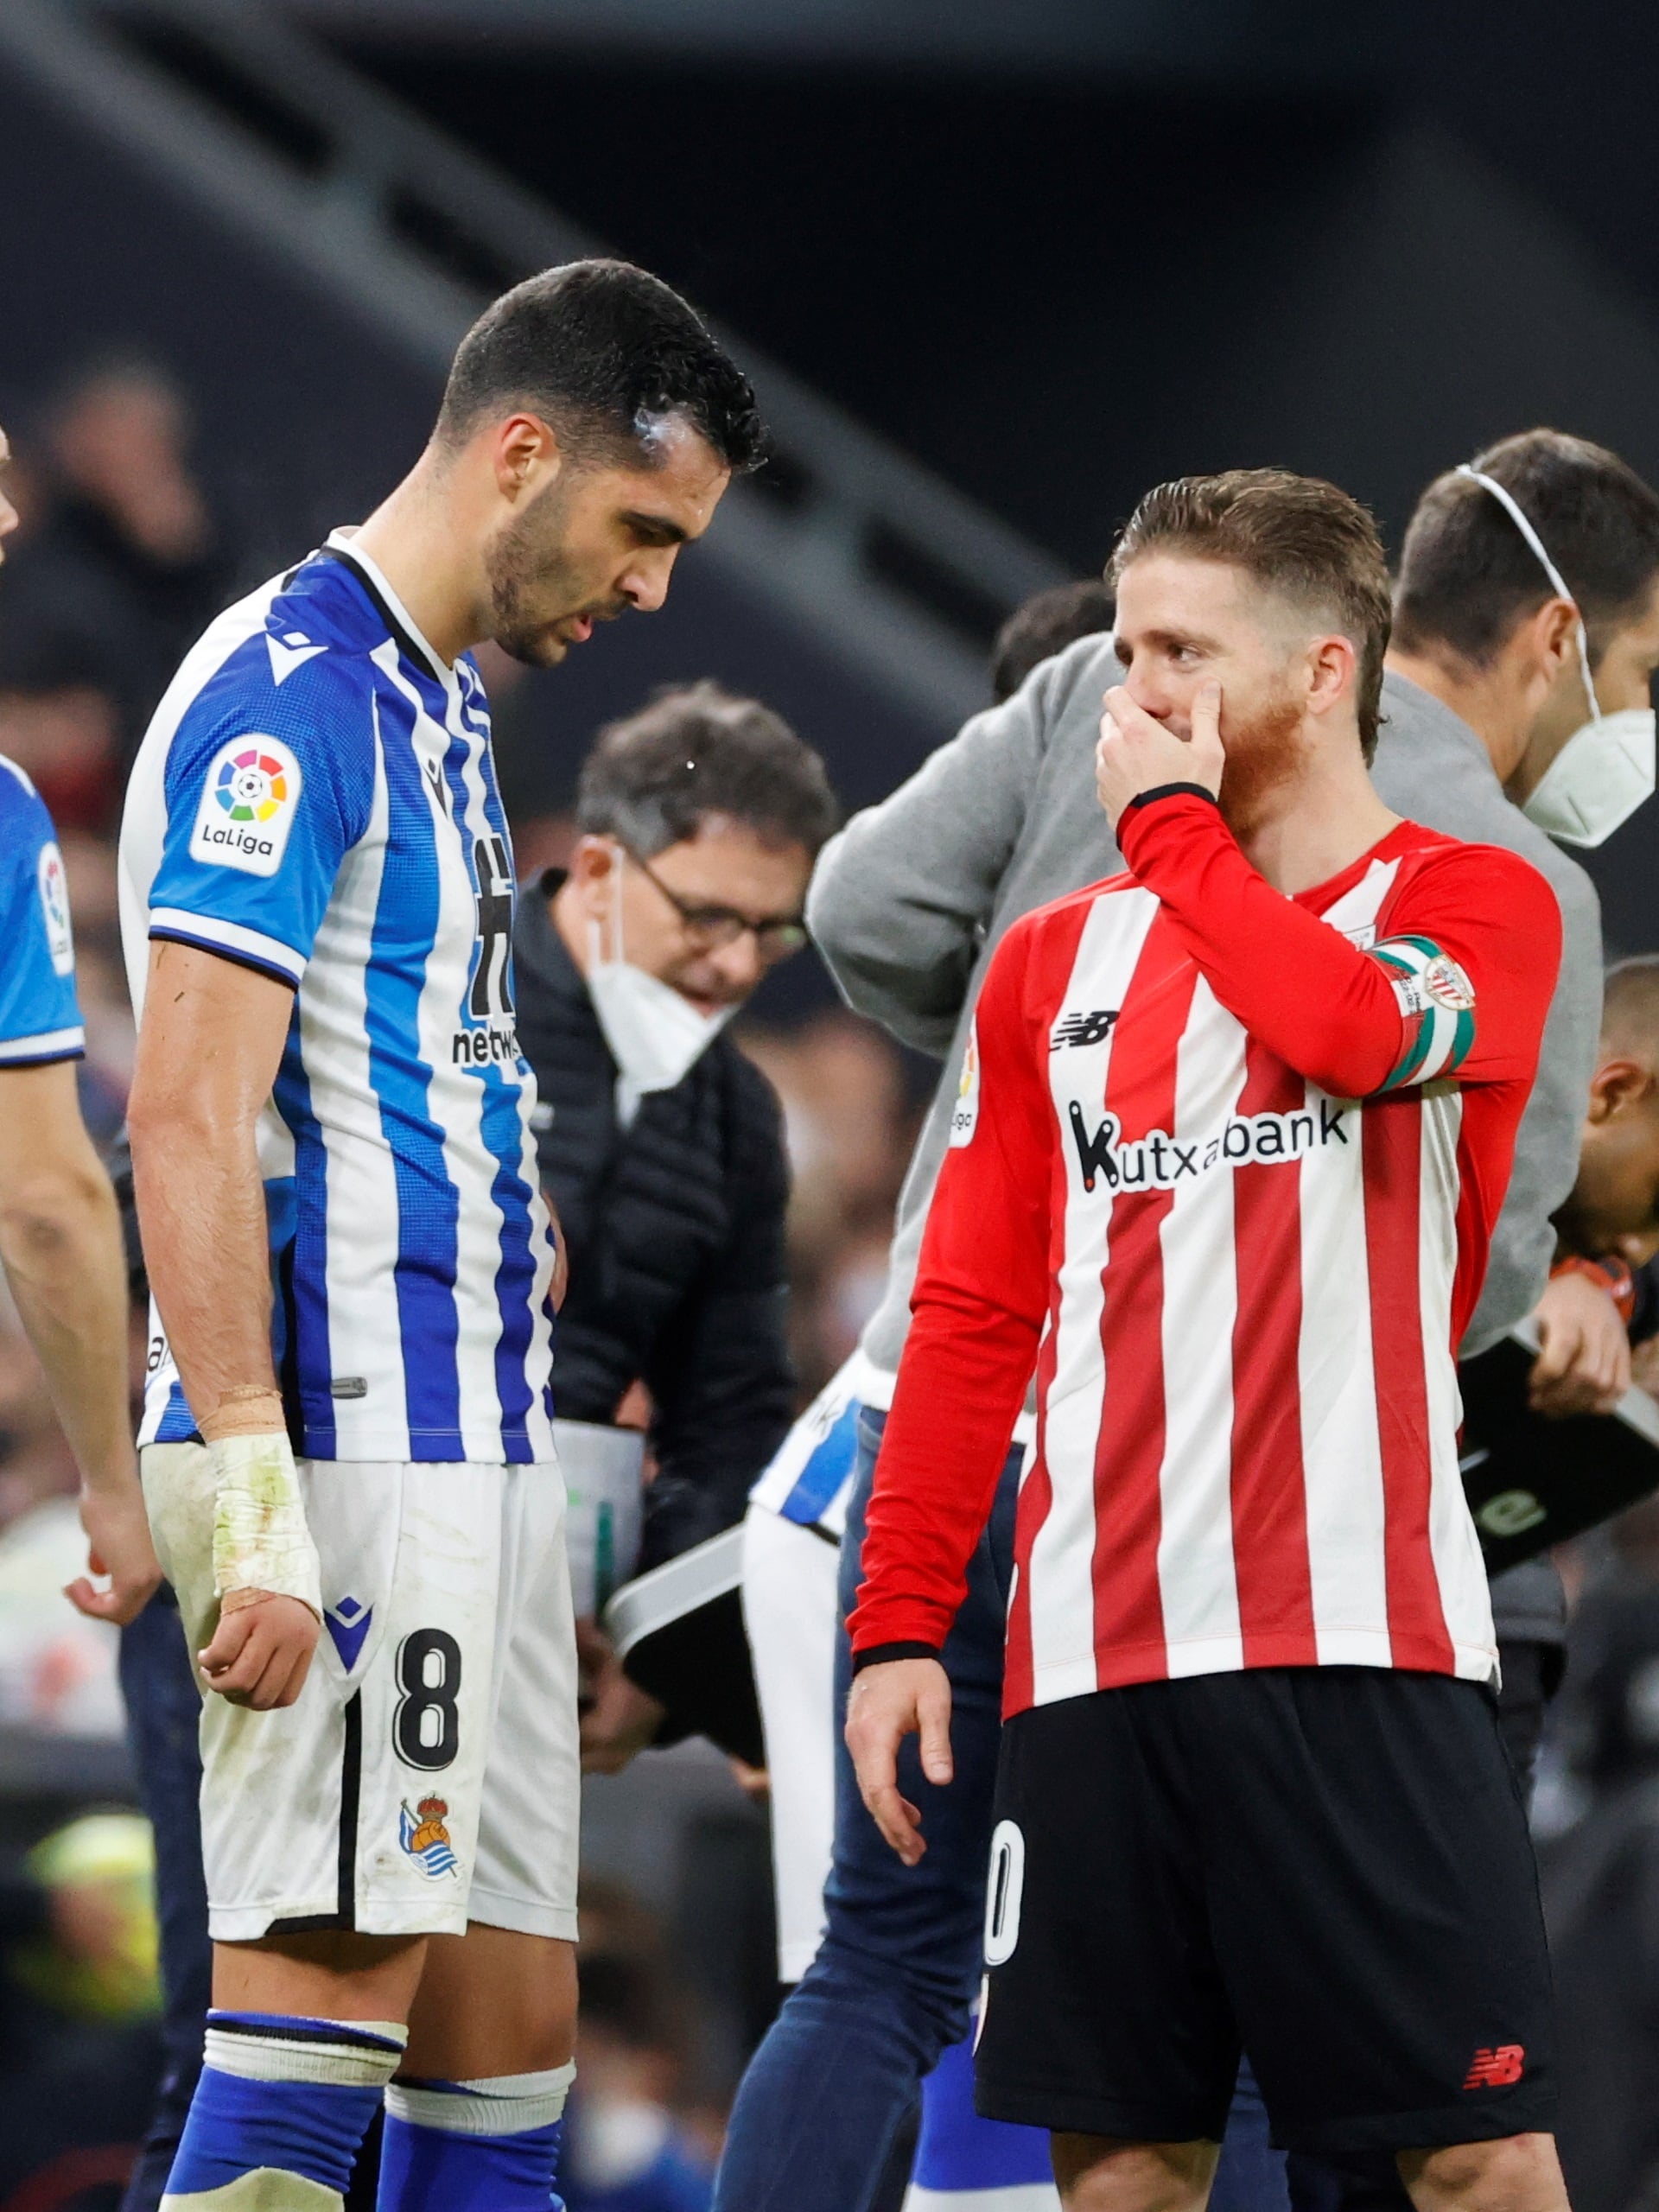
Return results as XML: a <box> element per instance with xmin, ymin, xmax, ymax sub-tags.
<box><xmin>0</xmin><ymin>1815</ymin><xmax>166</xmax><ymax>2202</ymax></box>
<box><xmin>513</xmin><ymin>678</ymin><xmax>837</xmax><ymax>1768</ymax></box>
<box><xmin>0</xmin><ymin>422</ymin><xmax>159</xmax><ymax>1632</ymax></box>
<box><xmin>987</xmin><ymin>577</ymin><xmax>1115</xmax><ymax>703</ymax></box>
<box><xmin>0</xmin><ymin>362</ymin><xmax>234</xmax><ymax>776</ymax></box>
<box><xmin>1542</xmin><ymin>957</ymin><xmax>1659</xmax><ymax>1278</ymax></box>
<box><xmin>1376</xmin><ymin>430</ymin><xmax>1659</xmax><ymax>1801</ymax></box>
<box><xmin>0</xmin><ymin>658</ymin><xmax>123</xmax><ymax>836</ymax></box>
<box><xmin>563</xmin><ymin>1951</ymin><xmax>714</xmax><ymax>2212</ymax></box>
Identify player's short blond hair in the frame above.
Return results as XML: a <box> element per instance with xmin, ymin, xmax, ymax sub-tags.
<box><xmin>1109</xmin><ymin>467</ymin><xmax>1392</xmax><ymax>763</ymax></box>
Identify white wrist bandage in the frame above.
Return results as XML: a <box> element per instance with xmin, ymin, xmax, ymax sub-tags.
<box><xmin>209</xmin><ymin>1432</ymin><xmax>323</xmax><ymax>1619</ymax></box>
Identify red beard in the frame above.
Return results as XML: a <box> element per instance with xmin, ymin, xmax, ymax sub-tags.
<box><xmin>1217</xmin><ymin>690</ymin><xmax>1309</xmax><ymax>836</ymax></box>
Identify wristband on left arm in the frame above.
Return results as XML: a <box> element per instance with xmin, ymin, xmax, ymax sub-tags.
<box><xmin>850</xmin><ymin>1641</ymin><xmax>944</xmax><ymax>1675</ymax></box>
<box><xmin>210</xmin><ymin>1433</ymin><xmax>323</xmax><ymax>1618</ymax></box>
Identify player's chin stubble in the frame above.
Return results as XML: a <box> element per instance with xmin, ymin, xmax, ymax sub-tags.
<box><xmin>485</xmin><ymin>482</ymin><xmax>584</xmax><ymax>667</ymax></box>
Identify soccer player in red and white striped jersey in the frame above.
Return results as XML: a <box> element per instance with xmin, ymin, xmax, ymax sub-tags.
<box><xmin>845</xmin><ymin>473</ymin><xmax>1571</xmax><ymax>2209</ymax></box>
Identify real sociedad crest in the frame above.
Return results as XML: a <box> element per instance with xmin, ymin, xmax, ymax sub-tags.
<box><xmin>399</xmin><ymin>1796</ymin><xmax>459</xmax><ymax>1878</ymax></box>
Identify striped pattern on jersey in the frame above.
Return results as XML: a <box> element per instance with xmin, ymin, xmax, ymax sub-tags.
<box><xmin>1002</xmin><ymin>853</ymin><xmax>1494</xmax><ymax>1714</ymax></box>
<box><xmin>119</xmin><ymin>539</ymin><xmax>556</xmax><ymax>1465</ymax></box>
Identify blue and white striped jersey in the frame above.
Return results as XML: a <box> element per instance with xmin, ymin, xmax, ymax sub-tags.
<box><xmin>119</xmin><ymin>536</ymin><xmax>557</xmax><ymax>1465</ymax></box>
<box><xmin>746</xmin><ymin>1349</ymin><xmax>1033</xmax><ymax>1536</ymax></box>
<box><xmin>0</xmin><ymin>757</ymin><xmax>84</xmax><ymax>1069</ymax></box>
<box><xmin>747</xmin><ymin>1352</ymin><xmax>889</xmax><ymax>1537</ymax></box>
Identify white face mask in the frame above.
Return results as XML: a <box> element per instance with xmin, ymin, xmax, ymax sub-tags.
<box><xmin>585</xmin><ymin>846</ymin><xmax>736</xmax><ymax>1122</ymax></box>
<box><xmin>1458</xmin><ymin>465</ymin><xmax>1656</xmax><ymax>848</ymax></box>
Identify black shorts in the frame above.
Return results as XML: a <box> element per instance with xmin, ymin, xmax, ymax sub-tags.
<box><xmin>975</xmin><ymin>1667</ymin><xmax>1556</xmax><ymax>2157</ymax></box>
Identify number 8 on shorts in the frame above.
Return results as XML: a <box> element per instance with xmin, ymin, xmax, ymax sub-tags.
<box><xmin>395</xmin><ymin>1629</ymin><xmax>462</xmax><ymax>1772</ymax></box>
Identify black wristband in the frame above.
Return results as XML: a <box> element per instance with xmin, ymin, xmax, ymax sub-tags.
<box><xmin>1127</xmin><ymin>782</ymin><xmax>1219</xmax><ymax>811</ymax></box>
<box><xmin>851</xmin><ymin>1641</ymin><xmax>943</xmax><ymax>1675</ymax></box>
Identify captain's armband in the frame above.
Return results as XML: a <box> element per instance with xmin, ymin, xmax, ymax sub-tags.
<box><xmin>1369</xmin><ymin>936</ymin><xmax>1477</xmax><ymax>1091</ymax></box>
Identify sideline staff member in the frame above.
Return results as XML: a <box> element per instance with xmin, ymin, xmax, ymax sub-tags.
<box><xmin>1382</xmin><ymin>430</ymin><xmax>1659</xmax><ymax>1783</ymax></box>
<box><xmin>514</xmin><ymin>680</ymin><xmax>837</xmax><ymax>1765</ymax></box>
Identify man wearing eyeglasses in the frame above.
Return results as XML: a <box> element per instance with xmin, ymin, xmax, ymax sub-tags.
<box><xmin>513</xmin><ymin>679</ymin><xmax>838</xmax><ymax>1769</ymax></box>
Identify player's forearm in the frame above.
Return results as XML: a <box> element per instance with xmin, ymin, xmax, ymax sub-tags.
<box><xmin>1117</xmin><ymin>791</ymin><xmax>1404</xmax><ymax>1096</ymax></box>
<box><xmin>0</xmin><ymin>1150</ymin><xmax>135</xmax><ymax>1491</ymax></box>
<box><xmin>129</xmin><ymin>942</ymin><xmax>290</xmax><ymax>1436</ymax></box>
<box><xmin>128</xmin><ymin>1094</ymin><xmax>278</xmax><ymax>1433</ymax></box>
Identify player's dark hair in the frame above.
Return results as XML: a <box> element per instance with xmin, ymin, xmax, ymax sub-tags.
<box><xmin>575</xmin><ymin>681</ymin><xmax>839</xmax><ymax>858</ymax></box>
<box><xmin>1109</xmin><ymin>468</ymin><xmax>1392</xmax><ymax>763</ymax></box>
<box><xmin>990</xmin><ymin>578</ymin><xmax>1116</xmax><ymax>702</ymax></box>
<box><xmin>437</xmin><ymin>259</ymin><xmax>766</xmax><ymax>475</ymax></box>
<box><xmin>1394</xmin><ymin>430</ymin><xmax>1659</xmax><ymax>674</ymax></box>
<box><xmin>1600</xmin><ymin>955</ymin><xmax>1659</xmax><ymax>1060</ymax></box>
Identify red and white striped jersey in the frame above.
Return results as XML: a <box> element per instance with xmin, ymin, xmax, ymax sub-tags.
<box><xmin>850</xmin><ymin>789</ymin><xmax>1560</xmax><ymax>1715</ymax></box>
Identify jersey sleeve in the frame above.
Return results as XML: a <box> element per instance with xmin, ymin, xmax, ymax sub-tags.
<box><xmin>849</xmin><ymin>914</ymin><xmax>1054</xmax><ymax>1661</ymax></box>
<box><xmin>146</xmin><ymin>655</ymin><xmax>376</xmax><ymax>987</ymax></box>
<box><xmin>1116</xmin><ymin>791</ymin><xmax>1561</xmax><ymax>1101</ymax></box>
<box><xmin>0</xmin><ymin>770</ymin><xmax>84</xmax><ymax>1066</ymax></box>
<box><xmin>1366</xmin><ymin>844</ymin><xmax>1563</xmax><ymax>1090</ymax></box>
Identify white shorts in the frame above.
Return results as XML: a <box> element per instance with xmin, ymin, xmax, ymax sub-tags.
<box><xmin>741</xmin><ymin>1501</ymin><xmax>842</xmax><ymax>1981</ymax></box>
<box><xmin>142</xmin><ymin>1444</ymin><xmax>581</xmax><ymax>1945</ymax></box>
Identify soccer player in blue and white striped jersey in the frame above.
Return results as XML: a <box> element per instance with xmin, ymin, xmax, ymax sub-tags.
<box><xmin>119</xmin><ymin>262</ymin><xmax>765</xmax><ymax>2212</ymax></box>
<box><xmin>0</xmin><ymin>421</ymin><xmax>161</xmax><ymax>1635</ymax></box>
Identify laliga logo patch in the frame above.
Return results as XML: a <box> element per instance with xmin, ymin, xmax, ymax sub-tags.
<box><xmin>35</xmin><ymin>842</ymin><xmax>74</xmax><ymax>976</ymax></box>
<box><xmin>949</xmin><ymin>1023</ymin><xmax>982</xmax><ymax>1148</ymax></box>
<box><xmin>399</xmin><ymin>1796</ymin><xmax>459</xmax><ymax>1878</ymax></box>
<box><xmin>215</xmin><ymin>747</ymin><xmax>290</xmax><ymax>823</ymax></box>
<box><xmin>189</xmin><ymin>735</ymin><xmax>302</xmax><ymax>877</ymax></box>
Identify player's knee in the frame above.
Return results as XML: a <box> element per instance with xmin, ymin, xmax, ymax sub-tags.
<box><xmin>1051</xmin><ymin>2133</ymin><xmax>1217</xmax><ymax>2212</ymax></box>
<box><xmin>1399</xmin><ymin>2131</ymin><xmax>1567</xmax><ymax>2212</ymax></box>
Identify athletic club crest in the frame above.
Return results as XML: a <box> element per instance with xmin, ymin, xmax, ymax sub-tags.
<box><xmin>399</xmin><ymin>1796</ymin><xmax>458</xmax><ymax>1878</ymax></box>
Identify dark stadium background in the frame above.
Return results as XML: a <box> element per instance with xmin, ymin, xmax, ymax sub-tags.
<box><xmin>2</xmin><ymin>7</ymin><xmax>1658</xmax><ymax>2206</ymax></box>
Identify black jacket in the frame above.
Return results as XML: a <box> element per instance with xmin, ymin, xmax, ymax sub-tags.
<box><xmin>514</xmin><ymin>874</ymin><xmax>795</xmax><ymax>1572</ymax></box>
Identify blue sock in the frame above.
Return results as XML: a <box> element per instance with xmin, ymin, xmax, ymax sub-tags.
<box><xmin>162</xmin><ymin>2011</ymin><xmax>406</xmax><ymax>2204</ymax></box>
<box><xmin>910</xmin><ymin>2030</ymin><xmax>1057</xmax><ymax>2208</ymax></box>
<box><xmin>378</xmin><ymin>2065</ymin><xmax>574</xmax><ymax>2211</ymax></box>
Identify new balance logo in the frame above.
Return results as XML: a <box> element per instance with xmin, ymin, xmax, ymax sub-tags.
<box><xmin>1463</xmin><ymin>2044</ymin><xmax>1525</xmax><ymax>2090</ymax></box>
<box><xmin>1051</xmin><ymin>1008</ymin><xmax>1119</xmax><ymax>1051</ymax></box>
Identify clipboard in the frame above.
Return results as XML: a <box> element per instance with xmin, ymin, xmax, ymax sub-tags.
<box><xmin>1458</xmin><ymin>1323</ymin><xmax>1659</xmax><ymax>1573</ymax></box>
